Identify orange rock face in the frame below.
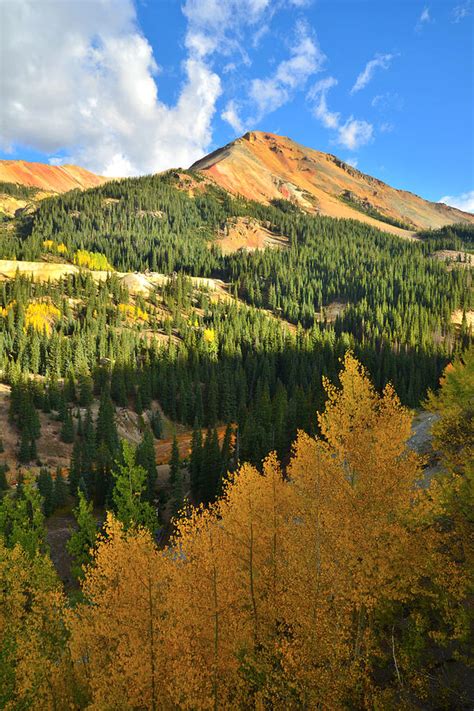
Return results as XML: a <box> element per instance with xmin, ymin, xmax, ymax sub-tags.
<box><xmin>191</xmin><ymin>131</ymin><xmax>474</xmax><ymax>237</ymax></box>
<box><xmin>0</xmin><ymin>159</ymin><xmax>108</xmax><ymax>193</ymax></box>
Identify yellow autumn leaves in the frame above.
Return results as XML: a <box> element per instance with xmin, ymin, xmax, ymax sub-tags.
<box><xmin>2</xmin><ymin>298</ymin><xmax>150</xmax><ymax>335</ymax></box>
<box><xmin>118</xmin><ymin>303</ymin><xmax>149</xmax><ymax>322</ymax></box>
<box><xmin>0</xmin><ymin>300</ymin><xmax>15</xmax><ymax>318</ymax></box>
<box><xmin>25</xmin><ymin>302</ymin><xmax>61</xmax><ymax>335</ymax></box>
<box><xmin>42</xmin><ymin>240</ymin><xmax>68</xmax><ymax>254</ymax></box>
<box><xmin>73</xmin><ymin>250</ymin><xmax>113</xmax><ymax>271</ymax></box>
<box><xmin>1</xmin><ymin>300</ymin><xmax>60</xmax><ymax>335</ymax></box>
<box><xmin>63</xmin><ymin>357</ymin><xmax>466</xmax><ymax>709</ymax></box>
<box><xmin>1</xmin><ymin>354</ymin><xmax>469</xmax><ymax>709</ymax></box>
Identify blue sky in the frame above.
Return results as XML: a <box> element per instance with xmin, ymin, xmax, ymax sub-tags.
<box><xmin>1</xmin><ymin>0</ymin><xmax>473</xmax><ymax>210</ymax></box>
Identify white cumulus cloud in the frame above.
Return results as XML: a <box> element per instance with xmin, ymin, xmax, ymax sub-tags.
<box><xmin>350</xmin><ymin>53</ymin><xmax>395</xmax><ymax>94</ymax></box>
<box><xmin>0</xmin><ymin>0</ymin><xmax>221</xmax><ymax>176</ymax></box>
<box><xmin>439</xmin><ymin>190</ymin><xmax>474</xmax><ymax>213</ymax></box>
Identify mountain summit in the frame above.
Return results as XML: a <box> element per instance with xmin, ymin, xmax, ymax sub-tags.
<box><xmin>191</xmin><ymin>131</ymin><xmax>474</xmax><ymax>237</ymax></box>
<box><xmin>0</xmin><ymin>159</ymin><xmax>107</xmax><ymax>193</ymax></box>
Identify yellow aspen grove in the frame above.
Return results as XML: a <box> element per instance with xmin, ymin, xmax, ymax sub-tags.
<box><xmin>281</xmin><ymin>353</ymin><xmax>435</xmax><ymax>706</ymax></box>
<box><xmin>0</xmin><ymin>541</ymin><xmax>71</xmax><ymax>710</ymax></box>
<box><xmin>68</xmin><ymin>515</ymin><xmax>170</xmax><ymax>710</ymax></box>
<box><xmin>61</xmin><ymin>354</ymin><xmax>468</xmax><ymax>709</ymax></box>
<box><xmin>163</xmin><ymin>505</ymin><xmax>242</xmax><ymax>709</ymax></box>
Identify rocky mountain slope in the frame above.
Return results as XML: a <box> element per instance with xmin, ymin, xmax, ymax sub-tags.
<box><xmin>0</xmin><ymin>159</ymin><xmax>107</xmax><ymax>192</ymax></box>
<box><xmin>191</xmin><ymin>131</ymin><xmax>474</xmax><ymax>238</ymax></box>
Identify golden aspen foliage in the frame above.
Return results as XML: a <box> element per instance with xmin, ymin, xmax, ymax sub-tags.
<box><xmin>281</xmin><ymin>353</ymin><xmax>431</xmax><ymax>706</ymax></box>
<box><xmin>203</xmin><ymin>328</ymin><xmax>218</xmax><ymax>358</ymax></box>
<box><xmin>68</xmin><ymin>515</ymin><xmax>170</xmax><ymax>711</ymax></box>
<box><xmin>56</xmin><ymin>242</ymin><xmax>68</xmax><ymax>254</ymax></box>
<box><xmin>165</xmin><ymin>455</ymin><xmax>292</xmax><ymax>709</ymax></box>
<box><xmin>73</xmin><ymin>249</ymin><xmax>113</xmax><ymax>271</ymax></box>
<box><xmin>203</xmin><ymin>328</ymin><xmax>216</xmax><ymax>345</ymax></box>
<box><xmin>0</xmin><ymin>541</ymin><xmax>72</xmax><ymax>710</ymax></box>
<box><xmin>0</xmin><ymin>300</ymin><xmax>16</xmax><ymax>318</ymax></box>
<box><xmin>52</xmin><ymin>354</ymin><xmax>470</xmax><ymax>709</ymax></box>
<box><xmin>25</xmin><ymin>301</ymin><xmax>61</xmax><ymax>335</ymax></box>
<box><xmin>118</xmin><ymin>302</ymin><xmax>149</xmax><ymax>322</ymax></box>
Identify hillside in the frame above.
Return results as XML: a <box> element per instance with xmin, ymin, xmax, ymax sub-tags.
<box><xmin>0</xmin><ymin>159</ymin><xmax>108</xmax><ymax>193</ymax></box>
<box><xmin>191</xmin><ymin>131</ymin><xmax>474</xmax><ymax>237</ymax></box>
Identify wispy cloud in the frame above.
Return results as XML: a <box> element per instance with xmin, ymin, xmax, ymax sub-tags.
<box><xmin>452</xmin><ymin>0</ymin><xmax>472</xmax><ymax>22</ymax></box>
<box><xmin>308</xmin><ymin>78</ymin><xmax>373</xmax><ymax>150</ymax></box>
<box><xmin>439</xmin><ymin>190</ymin><xmax>474</xmax><ymax>213</ymax></box>
<box><xmin>350</xmin><ymin>53</ymin><xmax>395</xmax><ymax>94</ymax></box>
<box><xmin>183</xmin><ymin>0</ymin><xmax>272</xmax><ymax>58</ymax></box>
<box><xmin>371</xmin><ymin>92</ymin><xmax>404</xmax><ymax>112</ymax></box>
<box><xmin>338</xmin><ymin>119</ymin><xmax>373</xmax><ymax>151</ymax></box>
<box><xmin>415</xmin><ymin>6</ymin><xmax>432</xmax><ymax>31</ymax></box>
<box><xmin>308</xmin><ymin>77</ymin><xmax>340</xmax><ymax>128</ymax></box>
<box><xmin>222</xmin><ymin>21</ymin><xmax>325</xmax><ymax>132</ymax></box>
<box><xmin>221</xmin><ymin>99</ymin><xmax>245</xmax><ymax>133</ymax></box>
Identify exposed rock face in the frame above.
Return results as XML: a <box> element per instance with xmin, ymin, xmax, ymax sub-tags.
<box><xmin>0</xmin><ymin>159</ymin><xmax>108</xmax><ymax>192</ymax></box>
<box><xmin>191</xmin><ymin>131</ymin><xmax>474</xmax><ymax>237</ymax></box>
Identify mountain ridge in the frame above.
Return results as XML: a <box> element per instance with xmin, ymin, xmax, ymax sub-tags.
<box><xmin>2</xmin><ymin>133</ymin><xmax>473</xmax><ymax>238</ymax></box>
<box><xmin>0</xmin><ymin>159</ymin><xmax>108</xmax><ymax>193</ymax></box>
<box><xmin>190</xmin><ymin>131</ymin><xmax>474</xmax><ymax>237</ymax></box>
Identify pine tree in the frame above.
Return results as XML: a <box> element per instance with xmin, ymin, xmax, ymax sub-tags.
<box><xmin>60</xmin><ymin>407</ymin><xmax>74</xmax><ymax>443</ymax></box>
<box><xmin>219</xmin><ymin>423</ymin><xmax>234</xmax><ymax>494</ymax></box>
<box><xmin>53</xmin><ymin>469</ymin><xmax>68</xmax><ymax>510</ymax></box>
<box><xmin>136</xmin><ymin>429</ymin><xmax>158</xmax><ymax>502</ymax></box>
<box><xmin>66</xmin><ymin>490</ymin><xmax>98</xmax><ymax>580</ymax></box>
<box><xmin>151</xmin><ymin>410</ymin><xmax>163</xmax><ymax>439</ymax></box>
<box><xmin>96</xmin><ymin>388</ymin><xmax>118</xmax><ymax>455</ymax></box>
<box><xmin>0</xmin><ymin>481</ymin><xmax>47</xmax><ymax>556</ymax></box>
<box><xmin>69</xmin><ymin>437</ymin><xmax>83</xmax><ymax>496</ymax></box>
<box><xmin>171</xmin><ymin>464</ymin><xmax>184</xmax><ymax>519</ymax></box>
<box><xmin>112</xmin><ymin>440</ymin><xmax>157</xmax><ymax>532</ymax></box>
<box><xmin>78</xmin><ymin>371</ymin><xmax>94</xmax><ymax>407</ymax></box>
<box><xmin>37</xmin><ymin>469</ymin><xmax>55</xmax><ymax>517</ymax></box>
<box><xmin>0</xmin><ymin>464</ymin><xmax>9</xmax><ymax>495</ymax></box>
<box><xmin>82</xmin><ymin>407</ymin><xmax>96</xmax><ymax>482</ymax></box>
<box><xmin>201</xmin><ymin>427</ymin><xmax>221</xmax><ymax>504</ymax></box>
<box><xmin>18</xmin><ymin>431</ymin><xmax>31</xmax><ymax>464</ymax></box>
